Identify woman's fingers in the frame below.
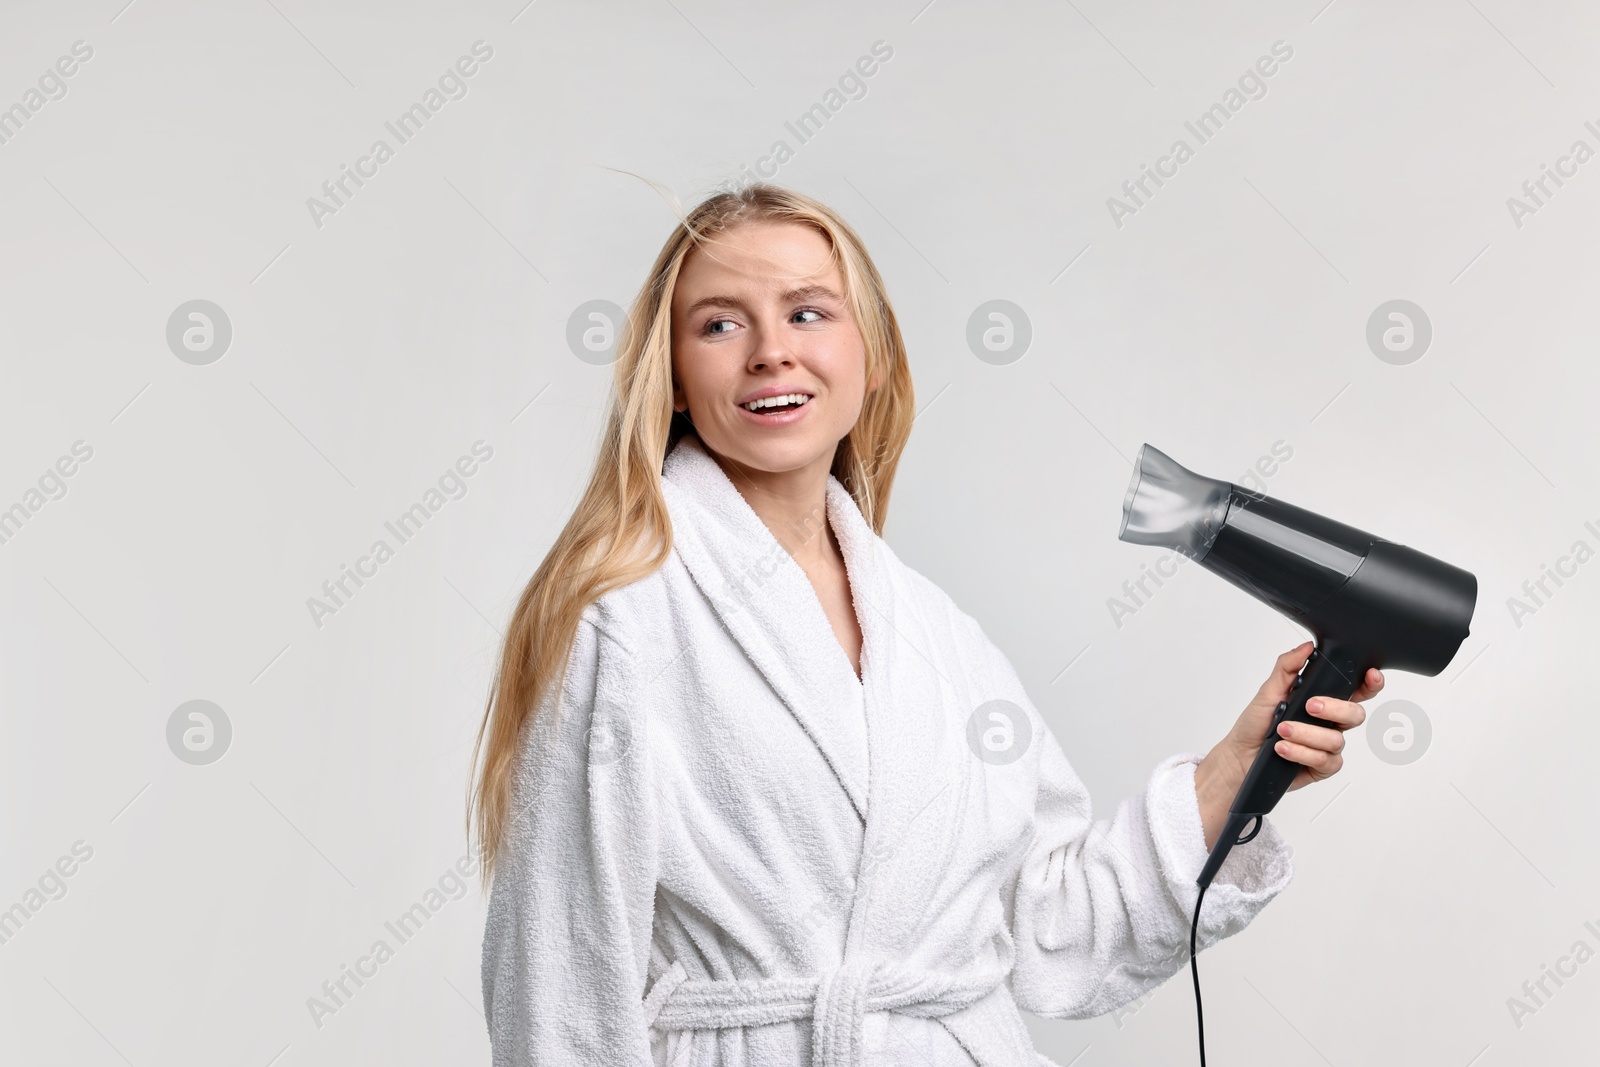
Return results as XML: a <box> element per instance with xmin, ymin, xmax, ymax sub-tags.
<box><xmin>1305</xmin><ymin>693</ymin><xmax>1368</xmax><ymax>729</ymax></box>
<box><xmin>1259</xmin><ymin>658</ymin><xmax>1380</xmax><ymax>792</ymax></box>
<box><xmin>1243</xmin><ymin>642</ymin><xmax>1315</xmax><ymax>721</ymax></box>
<box><xmin>1277</xmin><ymin>719</ymin><xmax>1346</xmax><ymax>754</ymax></box>
<box><xmin>1280</xmin><ymin>726</ymin><xmax>1344</xmax><ymax>783</ymax></box>
<box><xmin>1348</xmin><ymin>667</ymin><xmax>1386</xmax><ymax>704</ymax></box>
<box><xmin>1273</xmin><ymin>642</ymin><xmax>1315</xmax><ymax>689</ymax></box>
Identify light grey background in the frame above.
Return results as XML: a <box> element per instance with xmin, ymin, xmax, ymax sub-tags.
<box><xmin>1</xmin><ymin>1</ymin><xmax>1594</xmax><ymax>1064</ymax></box>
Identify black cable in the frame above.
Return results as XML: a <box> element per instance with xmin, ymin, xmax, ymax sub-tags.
<box><xmin>1190</xmin><ymin>878</ymin><xmax>1208</xmax><ymax>1067</ymax></box>
<box><xmin>1191</xmin><ymin>815</ymin><xmax>1267</xmax><ymax>1065</ymax></box>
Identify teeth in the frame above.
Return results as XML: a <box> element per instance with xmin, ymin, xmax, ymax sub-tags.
<box><xmin>742</xmin><ymin>393</ymin><xmax>812</xmax><ymax>412</ymax></box>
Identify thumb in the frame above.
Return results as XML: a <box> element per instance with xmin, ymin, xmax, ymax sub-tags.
<box><xmin>1250</xmin><ymin>641</ymin><xmax>1314</xmax><ymax>711</ymax></box>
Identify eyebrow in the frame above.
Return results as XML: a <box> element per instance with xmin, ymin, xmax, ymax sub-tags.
<box><xmin>681</xmin><ymin>284</ymin><xmax>845</xmax><ymax>317</ymax></box>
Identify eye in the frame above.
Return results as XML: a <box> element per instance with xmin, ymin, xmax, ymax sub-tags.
<box><xmin>704</xmin><ymin>317</ymin><xmax>737</xmax><ymax>336</ymax></box>
<box><xmin>793</xmin><ymin>308</ymin><xmax>825</xmax><ymax>324</ymax></box>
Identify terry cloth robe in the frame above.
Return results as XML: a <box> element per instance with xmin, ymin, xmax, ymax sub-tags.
<box><xmin>481</xmin><ymin>432</ymin><xmax>1295</xmax><ymax>1067</ymax></box>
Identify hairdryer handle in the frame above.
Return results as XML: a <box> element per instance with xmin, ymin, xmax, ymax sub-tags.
<box><xmin>1232</xmin><ymin>642</ymin><xmax>1365</xmax><ymax>816</ymax></box>
<box><xmin>1196</xmin><ymin>642</ymin><xmax>1366</xmax><ymax>889</ymax></box>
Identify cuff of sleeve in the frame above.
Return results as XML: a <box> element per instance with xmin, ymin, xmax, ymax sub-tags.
<box><xmin>1146</xmin><ymin>753</ymin><xmax>1294</xmax><ymax>927</ymax></box>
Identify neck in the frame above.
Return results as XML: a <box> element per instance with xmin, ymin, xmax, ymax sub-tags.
<box><xmin>704</xmin><ymin>438</ymin><xmax>836</xmax><ymax>566</ymax></box>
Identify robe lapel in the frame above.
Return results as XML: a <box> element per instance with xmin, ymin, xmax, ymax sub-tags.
<box><xmin>661</xmin><ymin>434</ymin><xmax>962</xmax><ymax>960</ymax></box>
<box><xmin>661</xmin><ymin>434</ymin><xmax>872</xmax><ymax>821</ymax></box>
<box><xmin>826</xmin><ymin>476</ymin><xmax>964</xmax><ymax>957</ymax></box>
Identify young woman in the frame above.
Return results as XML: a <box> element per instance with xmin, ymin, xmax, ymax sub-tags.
<box><xmin>473</xmin><ymin>183</ymin><xmax>1381</xmax><ymax>1066</ymax></box>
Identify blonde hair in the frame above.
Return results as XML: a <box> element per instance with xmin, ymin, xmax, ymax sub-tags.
<box><xmin>468</xmin><ymin>181</ymin><xmax>916</xmax><ymax>884</ymax></box>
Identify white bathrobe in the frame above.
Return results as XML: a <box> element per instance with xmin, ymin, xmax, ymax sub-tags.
<box><xmin>481</xmin><ymin>432</ymin><xmax>1294</xmax><ymax>1067</ymax></box>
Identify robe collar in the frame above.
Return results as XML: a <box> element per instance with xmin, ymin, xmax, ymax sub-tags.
<box><xmin>660</xmin><ymin>433</ymin><xmax>892</xmax><ymax>822</ymax></box>
<box><xmin>660</xmin><ymin>432</ymin><xmax>972</xmax><ymax>963</ymax></box>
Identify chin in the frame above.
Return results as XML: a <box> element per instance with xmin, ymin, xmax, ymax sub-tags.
<box><xmin>719</xmin><ymin>434</ymin><xmax>837</xmax><ymax>475</ymax></box>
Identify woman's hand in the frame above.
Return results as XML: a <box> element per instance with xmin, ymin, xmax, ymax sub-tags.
<box><xmin>1193</xmin><ymin>641</ymin><xmax>1385</xmax><ymax>851</ymax></box>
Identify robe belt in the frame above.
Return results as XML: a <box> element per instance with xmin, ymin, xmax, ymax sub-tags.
<box><xmin>642</xmin><ymin>957</ymin><xmax>1007</xmax><ymax>1067</ymax></box>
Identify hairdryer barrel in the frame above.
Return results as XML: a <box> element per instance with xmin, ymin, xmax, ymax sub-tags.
<box><xmin>1119</xmin><ymin>444</ymin><xmax>1478</xmax><ymax>888</ymax></box>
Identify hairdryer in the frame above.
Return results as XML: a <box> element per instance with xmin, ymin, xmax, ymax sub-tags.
<box><xmin>1118</xmin><ymin>444</ymin><xmax>1478</xmax><ymax>890</ymax></box>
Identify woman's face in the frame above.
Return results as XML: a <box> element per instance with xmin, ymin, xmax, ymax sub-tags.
<box><xmin>670</xmin><ymin>221</ymin><xmax>877</xmax><ymax>479</ymax></box>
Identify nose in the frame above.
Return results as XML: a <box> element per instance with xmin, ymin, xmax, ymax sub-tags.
<box><xmin>746</xmin><ymin>319</ymin><xmax>797</xmax><ymax>372</ymax></box>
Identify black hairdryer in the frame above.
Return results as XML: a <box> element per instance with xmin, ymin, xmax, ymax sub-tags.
<box><xmin>1118</xmin><ymin>444</ymin><xmax>1478</xmax><ymax>889</ymax></box>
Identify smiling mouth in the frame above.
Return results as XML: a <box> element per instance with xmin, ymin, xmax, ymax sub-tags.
<box><xmin>741</xmin><ymin>393</ymin><xmax>814</xmax><ymax>414</ymax></box>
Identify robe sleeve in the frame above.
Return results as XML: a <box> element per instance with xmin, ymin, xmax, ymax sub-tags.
<box><xmin>481</xmin><ymin>604</ymin><xmax>659</xmax><ymax>1064</ymax></box>
<box><xmin>985</xmin><ymin>639</ymin><xmax>1295</xmax><ymax>1018</ymax></box>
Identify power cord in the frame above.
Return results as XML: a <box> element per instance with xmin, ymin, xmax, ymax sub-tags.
<box><xmin>1190</xmin><ymin>813</ymin><xmax>1261</xmax><ymax>1066</ymax></box>
<box><xmin>1189</xmin><ymin>879</ymin><xmax>1209</xmax><ymax>1066</ymax></box>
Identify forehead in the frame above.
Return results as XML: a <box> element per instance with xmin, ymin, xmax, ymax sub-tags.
<box><xmin>674</xmin><ymin>221</ymin><xmax>841</xmax><ymax>298</ymax></box>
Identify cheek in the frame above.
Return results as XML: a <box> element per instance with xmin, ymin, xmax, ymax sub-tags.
<box><xmin>673</xmin><ymin>348</ymin><xmax>729</xmax><ymax>408</ymax></box>
<box><xmin>670</xmin><ymin>334</ymin><xmax>699</xmax><ymax>380</ymax></box>
<box><xmin>809</xmin><ymin>328</ymin><xmax>867</xmax><ymax>376</ymax></box>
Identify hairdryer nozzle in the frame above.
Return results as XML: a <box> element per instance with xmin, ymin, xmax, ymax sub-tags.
<box><xmin>1118</xmin><ymin>444</ymin><xmax>1233</xmax><ymax>562</ymax></box>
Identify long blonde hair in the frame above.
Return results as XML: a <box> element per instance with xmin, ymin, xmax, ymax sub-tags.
<box><xmin>469</xmin><ymin>181</ymin><xmax>917</xmax><ymax>884</ymax></box>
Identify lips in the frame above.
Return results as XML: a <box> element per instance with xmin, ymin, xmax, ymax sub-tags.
<box><xmin>740</xmin><ymin>392</ymin><xmax>814</xmax><ymax>414</ymax></box>
<box><xmin>734</xmin><ymin>389</ymin><xmax>815</xmax><ymax>427</ymax></box>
